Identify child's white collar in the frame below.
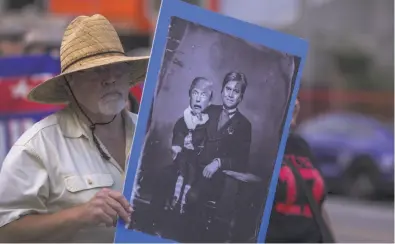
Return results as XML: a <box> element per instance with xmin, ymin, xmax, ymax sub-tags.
<box><xmin>183</xmin><ymin>106</ymin><xmax>209</xmax><ymax>130</ymax></box>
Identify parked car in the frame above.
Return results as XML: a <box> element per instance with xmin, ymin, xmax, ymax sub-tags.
<box><xmin>296</xmin><ymin>112</ymin><xmax>394</xmax><ymax>199</ymax></box>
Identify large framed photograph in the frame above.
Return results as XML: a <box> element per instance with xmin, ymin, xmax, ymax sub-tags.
<box><xmin>115</xmin><ymin>0</ymin><xmax>308</xmax><ymax>243</ymax></box>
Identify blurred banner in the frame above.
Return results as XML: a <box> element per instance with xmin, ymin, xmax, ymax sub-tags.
<box><xmin>48</xmin><ymin>0</ymin><xmax>220</xmax><ymax>34</ymax></box>
<box><xmin>0</xmin><ymin>55</ymin><xmax>62</xmax><ymax>162</ymax></box>
<box><xmin>0</xmin><ymin>55</ymin><xmax>143</xmax><ymax>163</ymax></box>
<box><xmin>48</xmin><ymin>0</ymin><xmax>152</xmax><ymax>33</ymax></box>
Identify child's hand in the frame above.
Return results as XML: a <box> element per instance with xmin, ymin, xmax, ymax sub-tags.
<box><xmin>171</xmin><ymin>145</ymin><xmax>182</xmax><ymax>160</ymax></box>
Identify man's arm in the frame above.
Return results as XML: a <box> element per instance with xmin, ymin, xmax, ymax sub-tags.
<box><xmin>220</xmin><ymin>120</ymin><xmax>252</xmax><ymax>172</ymax></box>
<box><xmin>0</xmin><ymin>145</ymin><xmax>90</xmax><ymax>242</ymax></box>
<box><xmin>0</xmin><ymin>205</ymin><xmax>85</xmax><ymax>242</ymax></box>
<box><xmin>0</xmin><ymin>145</ymin><xmax>87</xmax><ymax>242</ymax></box>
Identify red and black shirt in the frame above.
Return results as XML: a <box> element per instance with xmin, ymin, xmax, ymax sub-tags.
<box><xmin>266</xmin><ymin>133</ymin><xmax>327</xmax><ymax>243</ymax></box>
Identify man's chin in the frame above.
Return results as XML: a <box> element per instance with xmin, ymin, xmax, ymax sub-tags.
<box><xmin>193</xmin><ymin>110</ymin><xmax>202</xmax><ymax>114</ymax></box>
<box><xmin>223</xmin><ymin>104</ymin><xmax>236</xmax><ymax>110</ymax></box>
<box><xmin>98</xmin><ymin>102</ymin><xmax>125</xmax><ymax>116</ymax></box>
<box><xmin>192</xmin><ymin>107</ymin><xmax>202</xmax><ymax>114</ymax></box>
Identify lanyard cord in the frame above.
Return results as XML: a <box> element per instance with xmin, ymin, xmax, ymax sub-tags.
<box><xmin>64</xmin><ymin>77</ymin><xmax>116</xmax><ymax>160</ymax></box>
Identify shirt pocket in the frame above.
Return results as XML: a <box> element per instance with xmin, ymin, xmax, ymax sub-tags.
<box><xmin>64</xmin><ymin>173</ymin><xmax>114</xmax><ymax>193</ymax></box>
<box><xmin>62</xmin><ymin>173</ymin><xmax>115</xmax><ymax>206</ymax></box>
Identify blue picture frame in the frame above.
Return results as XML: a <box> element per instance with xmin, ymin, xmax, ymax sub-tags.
<box><xmin>115</xmin><ymin>0</ymin><xmax>308</xmax><ymax>243</ymax></box>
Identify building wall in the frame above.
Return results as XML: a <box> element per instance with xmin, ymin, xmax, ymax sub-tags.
<box><xmin>286</xmin><ymin>0</ymin><xmax>393</xmax><ymax>87</ymax></box>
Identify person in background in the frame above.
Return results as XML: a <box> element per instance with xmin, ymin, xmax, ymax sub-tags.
<box><xmin>22</xmin><ymin>28</ymin><xmax>62</xmax><ymax>57</ymax></box>
<box><xmin>0</xmin><ymin>14</ymin><xmax>149</xmax><ymax>242</ymax></box>
<box><xmin>127</xmin><ymin>91</ymin><xmax>140</xmax><ymax>114</ymax></box>
<box><xmin>265</xmin><ymin>98</ymin><xmax>336</xmax><ymax>243</ymax></box>
<box><xmin>0</xmin><ymin>30</ymin><xmax>25</xmax><ymax>57</ymax></box>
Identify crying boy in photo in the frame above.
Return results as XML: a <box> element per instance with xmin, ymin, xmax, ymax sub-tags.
<box><xmin>170</xmin><ymin>77</ymin><xmax>214</xmax><ymax>213</ymax></box>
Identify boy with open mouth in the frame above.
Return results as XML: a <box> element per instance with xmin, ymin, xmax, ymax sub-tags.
<box><xmin>170</xmin><ymin>77</ymin><xmax>214</xmax><ymax>214</ymax></box>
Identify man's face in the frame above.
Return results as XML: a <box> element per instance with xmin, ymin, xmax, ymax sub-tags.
<box><xmin>190</xmin><ymin>80</ymin><xmax>212</xmax><ymax>114</ymax></box>
<box><xmin>67</xmin><ymin>63</ymin><xmax>131</xmax><ymax>116</ymax></box>
<box><xmin>222</xmin><ymin>80</ymin><xmax>243</xmax><ymax>109</ymax></box>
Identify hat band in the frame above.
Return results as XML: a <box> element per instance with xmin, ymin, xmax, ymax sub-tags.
<box><xmin>61</xmin><ymin>50</ymin><xmax>125</xmax><ymax>73</ymax></box>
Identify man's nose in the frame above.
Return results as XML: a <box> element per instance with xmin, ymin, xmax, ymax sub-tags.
<box><xmin>102</xmin><ymin>72</ymin><xmax>117</xmax><ymax>85</ymax></box>
<box><xmin>102</xmin><ymin>78</ymin><xmax>116</xmax><ymax>85</ymax></box>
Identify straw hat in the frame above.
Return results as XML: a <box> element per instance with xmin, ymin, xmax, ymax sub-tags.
<box><xmin>27</xmin><ymin>14</ymin><xmax>149</xmax><ymax>104</ymax></box>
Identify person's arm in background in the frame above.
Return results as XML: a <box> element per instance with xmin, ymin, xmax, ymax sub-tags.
<box><xmin>322</xmin><ymin>205</ymin><xmax>337</xmax><ymax>241</ymax></box>
<box><xmin>297</xmin><ymin>134</ymin><xmax>337</xmax><ymax>242</ymax></box>
<box><xmin>127</xmin><ymin>92</ymin><xmax>140</xmax><ymax>114</ymax></box>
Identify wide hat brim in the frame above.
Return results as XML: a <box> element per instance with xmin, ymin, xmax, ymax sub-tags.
<box><xmin>27</xmin><ymin>54</ymin><xmax>149</xmax><ymax>104</ymax></box>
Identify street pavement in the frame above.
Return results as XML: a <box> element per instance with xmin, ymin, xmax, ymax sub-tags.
<box><xmin>324</xmin><ymin>196</ymin><xmax>394</xmax><ymax>243</ymax></box>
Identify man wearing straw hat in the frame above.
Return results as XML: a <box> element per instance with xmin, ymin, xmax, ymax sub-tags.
<box><xmin>0</xmin><ymin>14</ymin><xmax>149</xmax><ymax>242</ymax></box>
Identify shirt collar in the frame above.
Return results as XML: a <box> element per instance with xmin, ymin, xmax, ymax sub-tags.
<box><xmin>222</xmin><ymin>106</ymin><xmax>237</xmax><ymax>115</ymax></box>
<box><xmin>58</xmin><ymin>106</ymin><xmax>136</xmax><ymax>144</ymax></box>
<box><xmin>58</xmin><ymin>105</ymin><xmax>88</xmax><ymax>138</ymax></box>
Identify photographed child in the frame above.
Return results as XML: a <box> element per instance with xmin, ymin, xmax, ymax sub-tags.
<box><xmin>171</xmin><ymin>77</ymin><xmax>214</xmax><ymax>213</ymax></box>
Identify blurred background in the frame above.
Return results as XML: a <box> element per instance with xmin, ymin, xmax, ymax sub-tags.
<box><xmin>0</xmin><ymin>0</ymin><xmax>393</xmax><ymax>242</ymax></box>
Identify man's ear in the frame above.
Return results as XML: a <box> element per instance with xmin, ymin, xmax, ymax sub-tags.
<box><xmin>209</xmin><ymin>91</ymin><xmax>214</xmax><ymax>102</ymax></box>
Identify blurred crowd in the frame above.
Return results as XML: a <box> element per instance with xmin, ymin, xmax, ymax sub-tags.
<box><xmin>0</xmin><ymin>26</ymin><xmax>60</xmax><ymax>57</ymax></box>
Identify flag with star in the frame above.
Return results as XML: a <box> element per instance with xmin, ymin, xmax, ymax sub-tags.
<box><xmin>0</xmin><ymin>54</ymin><xmax>144</xmax><ymax>164</ymax></box>
<box><xmin>0</xmin><ymin>55</ymin><xmax>62</xmax><ymax>163</ymax></box>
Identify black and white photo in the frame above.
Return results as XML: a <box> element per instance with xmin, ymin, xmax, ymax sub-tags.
<box><xmin>126</xmin><ymin>16</ymin><xmax>301</xmax><ymax>243</ymax></box>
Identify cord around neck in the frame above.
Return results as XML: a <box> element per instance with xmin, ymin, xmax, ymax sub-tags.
<box><xmin>64</xmin><ymin>77</ymin><xmax>117</xmax><ymax>160</ymax></box>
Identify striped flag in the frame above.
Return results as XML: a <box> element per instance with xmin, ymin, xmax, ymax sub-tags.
<box><xmin>0</xmin><ymin>55</ymin><xmax>62</xmax><ymax>163</ymax></box>
<box><xmin>0</xmin><ymin>55</ymin><xmax>144</xmax><ymax>164</ymax></box>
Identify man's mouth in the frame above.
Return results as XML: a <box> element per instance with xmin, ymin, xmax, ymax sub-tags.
<box><xmin>102</xmin><ymin>91</ymin><xmax>122</xmax><ymax>99</ymax></box>
<box><xmin>102</xmin><ymin>91</ymin><xmax>121</xmax><ymax>97</ymax></box>
<box><xmin>193</xmin><ymin>105</ymin><xmax>202</xmax><ymax>109</ymax></box>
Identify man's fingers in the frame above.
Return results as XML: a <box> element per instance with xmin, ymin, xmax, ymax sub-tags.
<box><xmin>99</xmin><ymin>201</ymin><xmax>117</xmax><ymax>220</ymax></box>
<box><xmin>97</xmin><ymin>207</ymin><xmax>115</xmax><ymax>227</ymax></box>
<box><xmin>108</xmin><ymin>190</ymin><xmax>132</xmax><ymax>213</ymax></box>
<box><xmin>203</xmin><ymin>168</ymin><xmax>208</xmax><ymax>178</ymax></box>
<box><xmin>107</xmin><ymin>196</ymin><xmax>131</xmax><ymax>223</ymax></box>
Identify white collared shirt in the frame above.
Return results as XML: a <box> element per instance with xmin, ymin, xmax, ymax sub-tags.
<box><xmin>0</xmin><ymin>106</ymin><xmax>137</xmax><ymax>243</ymax></box>
<box><xmin>223</xmin><ymin>106</ymin><xmax>237</xmax><ymax>119</ymax></box>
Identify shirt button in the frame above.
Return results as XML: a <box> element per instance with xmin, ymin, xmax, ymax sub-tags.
<box><xmin>87</xmin><ymin>179</ymin><xmax>93</xmax><ymax>185</ymax></box>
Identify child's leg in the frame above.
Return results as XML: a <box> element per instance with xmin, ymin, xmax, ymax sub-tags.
<box><xmin>172</xmin><ymin>157</ymin><xmax>188</xmax><ymax>206</ymax></box>
<box><xmin>173</xmin><ymin>174</ymin><xmax>184</xmax><ymax>204</ymax></box>
<box><xmin>180</xmin><ymin>184</ymin><xmax>191</xmax><ymax>213</ymax></box>
<box><xmin>180</xmin><ymin>164</ymin><xmax>195</xmax><ymax>213</ymax></box>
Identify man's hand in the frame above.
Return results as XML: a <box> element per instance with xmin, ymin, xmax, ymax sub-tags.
<box><xmin>203</xmin><ymin>159</ymin><xmax>221</xmax><ymax>179</ymax></box>
<box><xmin>171</xmin><ymin>145</ymin><xmax>182</xmax><ymax>160</ymax></box>
<box><xmin>76</xmin><ymin>188</ymin><xmax>133</xmax><ymax>227</ymax></box>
